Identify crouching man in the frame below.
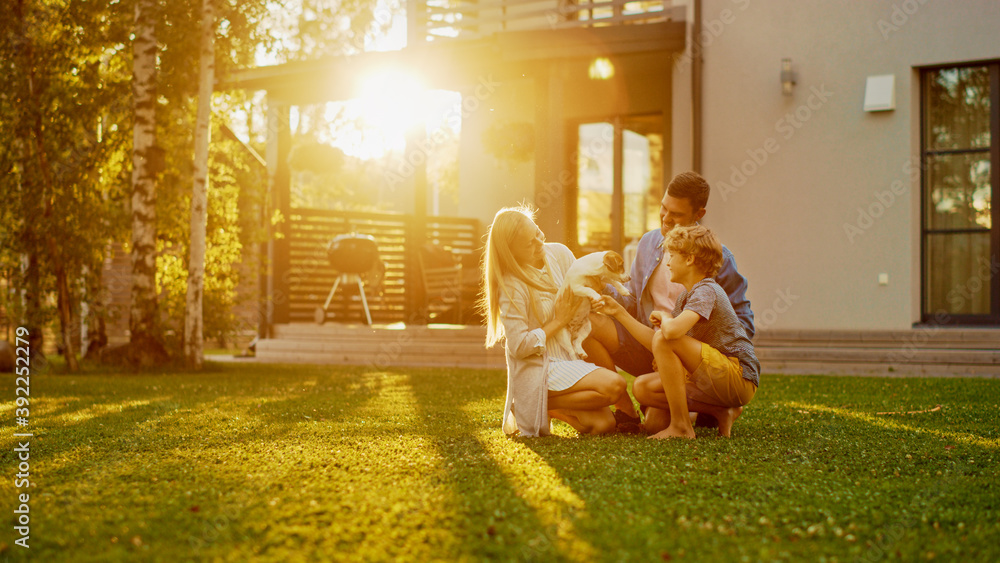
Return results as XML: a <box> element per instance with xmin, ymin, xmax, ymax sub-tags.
<box><xmin>599</xmin><ymin>225</ymin><xmax>759</xmax><ymax>438</ymax></box>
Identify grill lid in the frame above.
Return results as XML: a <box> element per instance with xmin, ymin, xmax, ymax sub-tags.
<box><xmin>327</xmin><ymin>233</ymin><xmax>378</xmax><ymax>274</ymax></box>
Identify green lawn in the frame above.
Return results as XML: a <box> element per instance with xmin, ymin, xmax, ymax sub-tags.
<box><xmin>1</xmin><ymin>361</ymin><xmax>998</xmax><ymax>562</ymax></box>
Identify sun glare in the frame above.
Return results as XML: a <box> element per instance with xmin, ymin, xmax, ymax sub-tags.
<box><xmin>358</xmin><ymin>68</ymin><xmax>428</xmax><ymax>140</ymax></box>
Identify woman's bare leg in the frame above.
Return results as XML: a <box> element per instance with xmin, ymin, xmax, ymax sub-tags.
<box><xmin>547</xmin><ymin>368</ymin><xmax>624</xmax><ymax>435</ymax></box>
<box><xmin>547</xmin><ymin>368</ymin><xmax>625</xmax><ymax>411</ymax></box>
<box><xmin>549</xmin><ymin>407</ymin><xmax>616</xmax><ymax>434</ymax></box>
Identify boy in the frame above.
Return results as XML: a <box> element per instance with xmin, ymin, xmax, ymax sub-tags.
<box><xmin>599</xmin><ymin>225</ymin><xmax>759</xmax><ymax>438</ymax></box>
<box><xmin>584</xmin><ymin>171</ymin><xmax>753</xmax><ymax>431</ymax></box>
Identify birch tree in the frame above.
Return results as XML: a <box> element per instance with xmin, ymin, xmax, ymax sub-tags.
<box><xmin>184</xmin><ymin>0</ymin><xmax>217</xmax><ymax>369</ymax></box>
<box><xmin>130</xmin><ymin>0</ymin><xmax>170</xmax><ymax>367</ymax></box>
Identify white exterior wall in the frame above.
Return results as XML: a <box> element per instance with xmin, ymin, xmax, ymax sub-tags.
<box><xmin>674</xmin><ymin>0</ymin><xmax>1000</xmax><ymax>330</ymax></box>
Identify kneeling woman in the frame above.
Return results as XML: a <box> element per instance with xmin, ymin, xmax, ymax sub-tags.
<box><xmin>481</xmin><ymin>206</ymin><xmax>629</xmax><ymax>436</ymax></box>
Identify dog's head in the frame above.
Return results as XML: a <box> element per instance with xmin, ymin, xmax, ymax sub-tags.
<box><xmin>600</xmin><ymin>251</ymin><xmax>630</xmax><ymax>283</ymax></box>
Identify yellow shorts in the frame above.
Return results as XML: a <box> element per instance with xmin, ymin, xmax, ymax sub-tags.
<box><xmin>685</xmin><ymin>343</ymin><xmax>756</xmax><ymax>408</ymax></box>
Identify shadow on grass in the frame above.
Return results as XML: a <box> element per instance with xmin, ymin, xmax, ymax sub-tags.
<box><xmin>0</xmin><ymin>363</ymin><xmax>386</xmax><ymax>560</ymax></box>
<box><xmin>5</xmin><ymin>367</ymin><xmax>998</xmax><ymax>561</ymax></box>
<box><xmin>405</xmin><ymin>368</ymin><xmax>565</xmax><ymax>561</ymax></box>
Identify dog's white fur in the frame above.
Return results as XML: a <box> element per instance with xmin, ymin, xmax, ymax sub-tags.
<box><xmin>556</xmin><ymin>251</ymin><xmax>631</xmax><ymax>358</ymax></box>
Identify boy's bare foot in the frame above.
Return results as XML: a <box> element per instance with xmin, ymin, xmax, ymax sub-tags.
<box><xmin>648</xmin><ymin>425</ymin><xmax>696</xmax><ymax>440</ymax></box>
<box><xmin>715</xmin><ymin>406</ymin><xmax>743</xmax><ymax>437</ymax></box>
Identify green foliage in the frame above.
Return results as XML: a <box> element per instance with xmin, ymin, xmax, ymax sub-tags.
<box><xmin>0</xmin><ymin>0</ymin><xmax>132</xmax><ymax>353</ymax></box>
<box><xmin>2</xmin><ymin>365</ymin><xmax>998</xmax><ymax>561</ymax></box>
<box><xmin>0</xmin><ymin>0</ymin><xmax>388</xmax><ymax>360</ymax></box>
<box><xmin>156</xmin><ymin>111</ymin><xmax>266</xmax><ymax>350</ymax></box>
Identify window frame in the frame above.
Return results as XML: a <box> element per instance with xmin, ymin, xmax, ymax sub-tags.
<box><xmin>919</xmin><ymin>61</ymin><xmax>1000</xmax><ymax>325</ymax></box>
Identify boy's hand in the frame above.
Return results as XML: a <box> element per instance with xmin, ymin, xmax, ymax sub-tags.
<box><xmin>649</xmin><ymin>310</ymin><xmax>674</xmax><ymax>327</ymax></box>
<box><xmin>596</xmin><ymin>295</ymin><xmax>625</xmax><ymax>319</ymax></box>
<box><xmin>649</xmin><ymin>311</ymin><xmax>665</xmax><ymax>327</ymax></box>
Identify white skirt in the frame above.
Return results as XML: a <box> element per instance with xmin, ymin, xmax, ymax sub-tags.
<box><xmin>547</xmin><ymin>359</ymin><xmax>600</xmax><ymax>392</ymax></box>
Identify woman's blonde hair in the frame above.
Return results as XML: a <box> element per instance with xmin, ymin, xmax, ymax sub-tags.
<box><xmin>479</xmin><ymin>205</ymin><xmax>556</xmax><ymax>348</ymax></box>
<box><xmin>662</xmin><ymin>224</ymin><xmax>724</xmax><ymax>278</ymax></box>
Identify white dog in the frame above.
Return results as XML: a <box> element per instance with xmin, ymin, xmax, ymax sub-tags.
<box><xmin>556</xmin><ymin>251</ymin><xmax>631</xmax><ymax>358</ymax></box>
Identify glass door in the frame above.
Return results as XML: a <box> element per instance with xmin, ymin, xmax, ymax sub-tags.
<box><xmin>575</xmin><ymin>114</ymin><xmax>663</xmax><ymax>255</ymax></box>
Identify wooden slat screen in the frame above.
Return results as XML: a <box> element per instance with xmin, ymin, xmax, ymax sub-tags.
<box><xmin>286</xmin><ymin>209</ymin><xmax>482</xmax><ymax>324</ymax></box>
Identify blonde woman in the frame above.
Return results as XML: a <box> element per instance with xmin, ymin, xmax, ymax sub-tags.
<box><xmin>480</xmin><ymin>206</ymin><xmax>631</xmax><ymax>437</ymax></box>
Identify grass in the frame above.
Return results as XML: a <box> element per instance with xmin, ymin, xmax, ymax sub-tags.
<box><xmin>1</xmin><ymin>361</ymin><xmax>998</xmax><ymax>562</ymax></box>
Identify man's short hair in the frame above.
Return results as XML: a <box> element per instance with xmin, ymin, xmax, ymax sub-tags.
<box><xmin>663</xmin><ymin>225</ymin><xmax>724</xmax><ymax>278</ymax></box>
<box><xmin>667</xmin><ymin>171</ymin><xmax>711</xmax><ymax>210</ymax></box>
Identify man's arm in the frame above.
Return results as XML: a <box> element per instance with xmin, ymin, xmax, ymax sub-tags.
<box><xmin>715</xmin><ymin>246</ymin><xmax>755</xmax><ymax>339</ymax></box>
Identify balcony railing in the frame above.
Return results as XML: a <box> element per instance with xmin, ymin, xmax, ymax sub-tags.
<box><xmin>409</xmin><ymin>0</ymin><xmax>687</xmax><ymax>42</ymax></box>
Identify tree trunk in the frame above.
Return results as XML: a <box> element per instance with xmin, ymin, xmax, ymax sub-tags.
<box><xmin>184</xmin><ymin>0</ymin><xmax>216</xmax><ymax>370</ymax></box>
<box><xmin>23</xmin><ymin>233</ymin><xmax>46</xmax><ymax>370</ymax></box>
<box><xmin>84</xmin><ymin>260</ymin><xmax>109</xmax><ymax>360</ymax></box>
<box><xmin>47</xmin><ymin>239</ymin><xmax>80</xmax><ymax>372</ymax></box>
<box><xmin>129</xmin><ymin>0</ymin><xmax>169</xmax><ymax>368</ymax></box>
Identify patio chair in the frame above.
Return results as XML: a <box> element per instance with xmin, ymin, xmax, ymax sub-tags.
<box><xmin>418</xmin><ymin>244</ymin><xmax>465</xmax><ymax>324</ymax></box>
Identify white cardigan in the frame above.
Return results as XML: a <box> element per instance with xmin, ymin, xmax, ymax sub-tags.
<box><xmin>498</xmin><ymin>243</ymin><xmax>576</xmax><ymax>437</ymax></box>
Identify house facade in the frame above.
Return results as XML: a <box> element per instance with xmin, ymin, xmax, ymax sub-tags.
<box><xmin>234</xmin><ymin>0</ymin><xmax>1000</xmax><ymax>371</ymax></box>
<box><xmin>452</xmin><ymin>0</ymin><xmax>1000</xmax><ymax>333</ymax></box>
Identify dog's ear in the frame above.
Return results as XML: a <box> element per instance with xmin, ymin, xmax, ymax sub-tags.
<box><xmin>602</xmin><ymin>251</ymin><xmax>624</xmax><ymax>273</ymax></box>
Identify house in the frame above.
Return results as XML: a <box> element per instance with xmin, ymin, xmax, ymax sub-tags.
<box><xmin>229</xmin><ymin>0</ymin><xmax>1000</xmax><ymax>374</ymax></box>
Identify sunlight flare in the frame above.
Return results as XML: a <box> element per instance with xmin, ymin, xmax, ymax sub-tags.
<box><xmin>474</xmin><ymin>426</ymin><xmax>597</xmax><ymax>561</ymax></box>
<box><xmin>44</xmin><ymin>399</ymin><xmax>159</xmax><ymax>426</ymax></box>
<box><xmin>782</xmin><ymin>401</ymin><xmax>1000</xmax><ymax>451</ymax></box>
<box><xmin>358</xmin><ymin>67</ymin><xmax>428</xmax><ymax>141</ymax></box>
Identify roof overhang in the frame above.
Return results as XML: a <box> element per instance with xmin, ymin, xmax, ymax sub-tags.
<box><xmin>222</xmin><ymin>21</ymin><xmax>685</xmax><ymax>105</ymax></box>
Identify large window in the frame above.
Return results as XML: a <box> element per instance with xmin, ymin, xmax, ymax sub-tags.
<box><xmin>921</xmin><ymin>63</ymin><xmax>1000</xmax><ymax>324</ymax></box>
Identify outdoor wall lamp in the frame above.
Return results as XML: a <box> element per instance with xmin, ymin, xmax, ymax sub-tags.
<box><xmin>781</xmin><ymin>58</ymin><xmax>797</xmax><ymax>95</ymax></box>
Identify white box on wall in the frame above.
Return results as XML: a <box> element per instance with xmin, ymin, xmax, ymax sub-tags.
<box><xmin>864</xmin><ymin>74</ymin><xmax>896</xmax><ymax>112</ymax></box>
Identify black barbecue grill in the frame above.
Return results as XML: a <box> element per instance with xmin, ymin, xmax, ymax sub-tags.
<box><xmin>315</xmin><ymin>233</ymin><xmax>380</xmax><ymax>325</ymax></box>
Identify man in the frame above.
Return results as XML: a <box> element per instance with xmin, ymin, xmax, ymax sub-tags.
<box><xmin>585</xmin><ymin>171</ymin><xmax>754</xmax><ymax>430</ymax></box>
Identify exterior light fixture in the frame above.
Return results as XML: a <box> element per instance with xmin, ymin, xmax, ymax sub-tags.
<box><xmin>589</xmin><ymin>57</ymin><xmax>614</xmax><ymax>80</ymax></box>
<box><xmin>781</xmin><ymin>58</ymin><xmax>796</xmax><ymax>95</ymax></box>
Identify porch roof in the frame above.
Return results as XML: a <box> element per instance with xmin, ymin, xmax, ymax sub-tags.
<box><xmin>222</xmin><ymin>21</ymin><xmax>685</xmax><ymax>104</ymax></box>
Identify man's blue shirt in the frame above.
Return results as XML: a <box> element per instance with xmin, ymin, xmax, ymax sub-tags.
<box><xmin>615</xmin><ymin>228</ymin><xmax>755</xmax><ymax>339</ymax></box>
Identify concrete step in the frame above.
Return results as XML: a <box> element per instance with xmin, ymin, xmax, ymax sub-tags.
<box><xmin>257</xmin><ymin>324</ymin><xmax>1000</xmax><ymax>376</ymax></box>
<box><xmin>754</xmin><ymin>328</ymin><xmax>1000</xmax><ymax>376</ymax></box>
<box><xmin>755</xmin><ymin>328</ymin><xmax>1000</xmax><ymax>348</ymax></box>
<box><xmin>258</xmin><ymin>323</ymin><xmax>504</xmax><ymax>369</ymax></box>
